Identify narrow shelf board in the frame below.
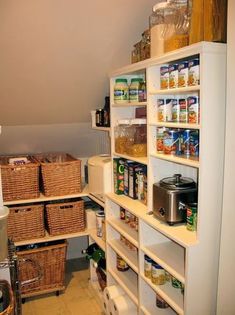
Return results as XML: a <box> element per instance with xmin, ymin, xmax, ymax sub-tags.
<box><xmin>149</xmin><ymin>85</ymin><xmax>200</xmax><ymax>95</ymax></box>
<box><xmin>3</xmin><ymin>185</ymin><xmax>89</xmax><ymax>206</ymax></box>
<box><xmin>140</xmin><ymin>273</ymin><xmax>184</xmax><ymax>315</ymax></box>
<box><xmin>15</xmin><ymin>230</ymin><xmax>90</xmax><ymax>246</ymax></box>
<box><xmin>113</xmin><ymin>152</ymin><xmax>148</xmax><ymax>165</ymax></box>
<box><xmin>107</xmin><ymin>239</ymin><xmax>138</xmax><ymax>273</ymax></box>
<box><xmin>141</xmin><ymin>213</ymin><xmax>197</xmax><ymax>248</ymax></box>
<box><xmin>106</xmin><ymin>192</ymin><xmax>147</xmax><ymax>217</ymax></box>
<box><xmin>140</xmin><ymin>243</ymin><xmax>185</xmax><ymax>284</ymax></box>
<box><xmin>92</xmin><ymin>126</ymin><xmax>110</xmax><ymax>132</ymax></box>
<box><xmin>150</xmin><ymin>153</ymin><xmax>199</xmax><ymax>168</ymax></box>
<box><xmin>106</xmin><ymin>218</ymin><xmax>138</xmax><ymax>248</ymax></box>
<box><xmin>108</xmin><ymin>267</ymin><xmax>138</xmax><ymax>306</ymax></box>
<box><xmin>149</xmin><ymin>122</ymin><xmax>201</xmax><ymax>130</ymax></box>
<box><xmin>88</xmin><ymin>193</ymin><xmax>105</xmax><ymax>208</ymax></box>
<box><xmin>141</xmin><ymin>305</ymin><xmax>177</xmax><ymax>315</ymax></box>
<box><xmin>112</xmin><ymin>101</ymin><xmax>147</xmax><ymax>107</ymax></box>
<box><xmin>89</xmin><ymin>228</ymin><xmax>106</xmax><ymax>252</ymax></box>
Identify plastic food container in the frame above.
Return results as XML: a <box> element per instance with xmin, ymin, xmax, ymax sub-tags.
<box><xmin>127</xmin><ymin>119</ymin><xmax>147</xmax><ymax>157</ymax></box>
<box><xmin>114</xmin><ymin>119</ymin><xmax>132</xmax><ymax>154</ymax></box>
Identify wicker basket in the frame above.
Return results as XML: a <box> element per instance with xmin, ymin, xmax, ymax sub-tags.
<box><xmin>0</xmin><ymin>280</ymin><xmax>14</xmax><ymax>315</ymax></box>
<box><xmin>0</xmin><ymin>156</ymin><xmax>40</xmax><ymax>201</ymax></box>
<box><xmin>34</xmin><ymin>153</ymin><xmax>82</xmax><ymax>197</ymax></box>
<box><xmin>45</xmin><ymin>199</ymin><xmax>85</xmax><ymax>236</ymax></box>
<box><xmin>7</xmin><ymin>204</ymin><xmax>45</xmax><ymax>242</ymax></box>
<box><xmin>17</xmin><ymin>240</ymin><xmax>67</xmax><ymax>296</ymax></box>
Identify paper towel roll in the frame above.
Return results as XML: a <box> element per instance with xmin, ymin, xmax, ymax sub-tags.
<box><xmin>103</xmin><ymin>285</ymin><xmax>125</xmax><ymax>302</ymax></box>
<box><xmin>111</xmin><ymin>295</ymin><xmax>136</xmax><ymax>315</ymax></box>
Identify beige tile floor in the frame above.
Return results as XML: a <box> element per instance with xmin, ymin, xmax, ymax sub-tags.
<box><xmin>22</xmin><ymin>259</ymin><xmax>104</xmax><ymax>315</ymax></box>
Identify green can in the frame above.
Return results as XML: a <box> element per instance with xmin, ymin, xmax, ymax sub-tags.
<box><xmin>186</xmin><ymin>203</ymin><xmax>198</xmax><ymax>231</ymax></box>
<box><xmin>171</xmin><ymin>277</ymin><xmax>181</xmax><ymax>289</ymax></box>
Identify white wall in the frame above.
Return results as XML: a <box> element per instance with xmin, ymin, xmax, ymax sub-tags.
<box><xmin>217</xmin><ymin>1</ymin><xmax>235</xmax><ymax>314</ymax></box>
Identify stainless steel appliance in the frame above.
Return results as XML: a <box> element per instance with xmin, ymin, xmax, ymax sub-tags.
<box><xmin>153</xmin><ymin>174</ymin><xmax>197</xmax><ymax>225</ymax></box>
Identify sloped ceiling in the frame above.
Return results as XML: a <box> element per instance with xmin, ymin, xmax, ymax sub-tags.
<box><xmin>0</xmin><ymin>0</ymin><xmax>157</xmax><ymax>125</ymax></box>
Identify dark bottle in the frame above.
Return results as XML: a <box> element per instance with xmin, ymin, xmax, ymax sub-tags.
<box><xmin>96</xmin><ymin>109</ymin><xmax>104</xmax><ymax>127</ymax></box>
<box><xmin>103</xmin><ymin>96</ymin><xmax>110</xmax><ymax>127</ymax></box>
<box><xmin>81</xmin><ymin>243</ymin><xmax>99</xmax><ymax>256</ymax></box>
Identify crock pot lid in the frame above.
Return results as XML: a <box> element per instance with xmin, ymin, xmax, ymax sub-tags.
<box><xmin>159</xmin><ymin>174</ymin><xmax>196</xmax><ymax>189</ymax></box>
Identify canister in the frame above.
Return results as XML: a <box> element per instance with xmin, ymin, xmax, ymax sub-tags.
<box><xmin>96</xmin><ymin>211</ymin><xmax>105</xmax><ymax>237</ymax></box>
<box><xmin>186</xmin><ymin>202</ymin><xmax>198</xmax><ymax>231</ymax></box>
<box><xmin>151</xmin><ymin>262</ymin><xmax>166</xmax><ymax>285</ymax></box>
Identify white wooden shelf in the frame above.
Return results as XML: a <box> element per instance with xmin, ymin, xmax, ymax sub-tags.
<box><xmin>149</xmin><ymin>85</ymin><xmax>200</xmax><ymax>95</ymax></box>
<box><xmin>140</xmin><ymin>243</ymin><xmax>185</xmax><ymax>284</ymax></box>
<box><xmin>141</xmin><ymin>273</ymin><xmax>184</xmax><ymax>315</ymax></box>
<box><xmin>112</xmin><ymin>101</ymin><xmax>147</xmax><ymax>107</ymax></box>
<box><xmin>150</xmin><ymin>152</ymin><xmax>199</xmax><ymax>168</ymax></box>
<box><xmin>92</xmin><ymin>126</ymin><xmax>110</xmax><ymax>132</ymax></box>
<box><xmin>106</xmin><ymin>218</ymin><xmax>138</xmax><ymax>248</ymax></box>
<box><xmin>89</xmin><ymin>228</ymin><xmax>106</xmax><ymax>252</ymax></box>
<box><xmin>107</xmin><ymin>239</ymin><xmax>138</xmax><ymax>273</ymax></box>
<box><xmin>149</xmin><ymin>122</ymin><xmax>201</xmax><ymax>130</ymax></box>
<box><xmin>113</xmin><ymin>152</ymin><xmax>148</xmax><ymax>165</ymax></box>
<box><xmin>141</xmin><ymin>305</ymin><xmax>177</xmax><ymax>315</ymax></box>
<box><xmin>108</xmin><ymin>267</ymin><xmax>138</xmax><ymax>306</ymax></box>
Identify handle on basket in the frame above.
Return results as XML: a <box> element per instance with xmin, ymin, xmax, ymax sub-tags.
<box><xmin>19</xmin><ymin>258</ymin><xmax>43</xmax><ymax>286</ymax></box>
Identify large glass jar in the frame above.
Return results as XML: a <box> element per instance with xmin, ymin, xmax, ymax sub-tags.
<box><xmin>127</xmin><ymin>119</ymin><xmax>147</xmax><ymax>157</ymax></box>
<box><xmin>114</xmin><ymin>119</ymin><xmax>133</xmax><ymax>154</ymax></box>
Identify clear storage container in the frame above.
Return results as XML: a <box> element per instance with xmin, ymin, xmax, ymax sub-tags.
<box><xmin>127</xmin><ymin>119</ymin><xmax>147</xmax><ymax>157</ymax></box>
<box><xmin>114</xmin><ymin>119</ymin><xmax>133</xmax><ymax>154</ymax></box>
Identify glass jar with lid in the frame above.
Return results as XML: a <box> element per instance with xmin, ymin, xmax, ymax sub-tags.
<box><xmin>114</xmin><ymin>119</ymin><xmax>133</xmax><ymax>154</ymax></box>
<box><xmin>127</xmin><ymin>118</ymin><xmax>147</xmax><ymax>157</ymax></box>
<box><xmin>114</xmin><ymin>78</ymin><xmax>129</xmax><ymax>104</ymax></box>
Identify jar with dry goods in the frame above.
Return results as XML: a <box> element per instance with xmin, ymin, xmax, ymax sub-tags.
<box><xmin>114</xmin><ymin>119</ymin><xmax>133</xmax><ymax>155</ymax></box>
<box><xmin>116</xmin><ymin>254</ymin><xmax>129</xmax><ymax>272</ymax></box>
<box><xmin>151</xmin><ymin>262</ymin><xmax>166</xmax><ymax>285</ymax></box>
<box><xmin>127</xmin><ymin>119</ymin><xmax>147</xmax><ymax>157</ymax></box>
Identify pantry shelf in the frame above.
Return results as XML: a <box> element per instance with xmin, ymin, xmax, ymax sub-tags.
<box><xmin>140</xmin><ymin>243</ymin><xmax>185</xmax><ymax>284</ymax></box>
<box><xmin>141</xmin><ymin>305</ymin><xmax>177</xmax><ymax>315</ymax></box>
<box><xmin>149</xmin><ymin>85</ymin><xmax>200</xmax><ymax>95</ymax></box>
<box><xmin>150</xmin><ymin>122</ymin><xmax>201</xmax><ymax>130</ymax></box>
<box><xmin>89</xmin><ymin>228</ymin><xmax>106</xmax><ymax>252</ymax></box>
<box><xmin>140</xmin><ymin>273</ymin><xmax>184</xmax><ymax>315</ymax></box>
<box><xmin>108</xmin><ymin>267</ymin><xmax>138</xmax><ymax>306</ymax></box>
<box><xmin>107</xmin><ymin>239</ymin><xmax>138</xmax><ymax>273</ymax></box>
<box><xmin>106</xmin><ymin>218</ymin><xmax>138</xmax><ymax>248</ymax></box>
<box><xmin>112</xmin><ymin>101</ymin><xmax>147</xmax><ymax>107</ymax></box>
<box><xmin>113</xmin><ymin>152</ymin><xmax>148</xmax><ymax>165</ymax></box>
<box><xmin>150</xmin><ymin>152</ymin><xmax>199</xmax><ymax>168</ymax></box>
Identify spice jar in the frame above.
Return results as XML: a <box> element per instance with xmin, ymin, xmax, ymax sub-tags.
<box><xmin>114</xmin><ymin>119</ymin><xmax>132</xmax><ymax>154</ymax></box>
<box><xmin>116</xmin><ymin>254</ymin><xmax>129</xmax><ymax>272</ymax></box>
<box><xmin>127</xmin><ymin>119</ymin><xmax>147</xmax><ymax>157</ymax></box>
<box><xmin>114</xmin><ymin>78</ymin><xmax>129</xmax><ymax>103</ymax></box>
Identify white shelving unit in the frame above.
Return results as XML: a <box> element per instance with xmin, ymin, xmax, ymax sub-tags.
<box><xmin>106</xmin><ymin>42</ymin><xmax>226</xmax><ymax>315</ymax></box>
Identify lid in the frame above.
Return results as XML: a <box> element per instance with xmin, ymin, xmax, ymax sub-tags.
<box><xmin>131</xmin><ymin>78</ymin><xmax>143</xmax><ymax>83</ymax></box>
<box><xmin>159</xmin><ymin>174</ymin><xmax>196</xmax><ymax>190</ymax></box>
<box><xmin>115</xmin><ymin>78</ymin><xmax>128</xmax><ymax>83</ymax></box>
<box><xmin>117</xmin><ymin>119</ymin><xmax>131</xmax><ymax>125</ymax></box>
<box><xmin>130</xmin><ymin>118</ymin><xmax>147</xmax><ymax>125</ymax></box>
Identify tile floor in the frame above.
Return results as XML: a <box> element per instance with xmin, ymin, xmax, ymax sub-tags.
<box><xmin>22</xmin><ymin>258</ymin><xmax>104</xmax><ymax>315</ymax></box>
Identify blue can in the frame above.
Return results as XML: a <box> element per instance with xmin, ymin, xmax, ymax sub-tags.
<box><xmin>189</xmin><ymin>130</ymin><xmax>199</xmax><ymax>157</ymax></box>
<box><xmin>182</xmin><ymin>129</ymin><xmax>191</xmax><ymax>156</ymax></box>
<box><xmin>163</xmin><ymin>129</ymin><xmax>180</xmax><ymax>155</ymax></box>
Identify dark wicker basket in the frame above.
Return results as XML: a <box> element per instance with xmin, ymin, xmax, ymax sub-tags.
<box><xmin>7</xmin><ymin>204</ymin><xmax>45</xmax><ymax>242</ymax></box>
<box><xmin>34</xmin><ymin>153</ymin><xmax>82</xmax><ymax>197</ymax></box>
<box><xmin>0</xmin><ymin>155</ymin><xmax>40</xmax><ymax>201</ymax></box>
<box><xmin>45</xmin><ymin>199</ymin><xmax>85</xmax><ymax>236</ymax></box>
<box><xmin>17</xmin><ymin>241</ymin><xmax>67</xmax><ymax>297</ymax></box>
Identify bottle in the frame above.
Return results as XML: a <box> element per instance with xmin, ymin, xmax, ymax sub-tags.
<box><xmin>129</xmin><ymin>78</ymin><xmax>143</xmax><ymax>102</ymax></box>
<box><xmin>103</xmin><ymin>96</ymin><xmax>110</xmax><ymax>127</ymax></box>
<box><xmin>114</xmin><ymin>78</ymin><xmax>129</xmax><ymax>103</ymax></box>
<box><xmin>81</xmin><ymin>243</ymin><xmax>99</xmax><ymax>256</ymax></box>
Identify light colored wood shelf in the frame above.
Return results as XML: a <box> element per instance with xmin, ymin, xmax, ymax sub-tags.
<box><xmin>141</xmin><ymin>273</ymin><xmax>184</xmax><ymax>315</ymax></box>
<box><xmin>112</xmin><ymin>101</ymin><xmax>147</xmax><ymax>107</ymax></box>
<box><xmin>149</xmin><ymin>122</ymin><xmax>201</xmax><ymax>130</ymax></box>
<box><xmin>141</xmin><ymin>305</ymin><xmax>177</xmax><ymax>315</ymax></box>
<box><xmin>150</xmin><ymin>152</ymin><xmax>199</xmax><ymax>168</ymax></box>
<box><xmin>89</xmin><ymin>228</ymin><xmax>106</xmax><ymax>252</ymax></box>
<box><xmin>3</xmin><ymin>185</ymin><xmax>89</xmax><ymax>206</ymax></box>
<box><xmin>113</xmin><ymin>152</ymin><xmax>148</xmax><ymax>165</ymax></box>
<box><xmin>106</xmin><ymin>218</ymin><xmax>138</xmax><ymax>248</ymax></box>
<box><xmin>88</xmin><ymin>193</ymin><xmax>105</xmax><ymax>208</ymax></box>
<box><xmin>141</xmin><ymin>243</ymin><xmax>185</xmax><ymax>284</ymax></box>
<box><xmin>149</xmin><ymin>85</ymin><xmax>200</xmax><ymax>95</ymax></box>
<box><xmin>108</xmin><ymin>267</ymin><xmax>138</xmax><ymax>306</ymax></box>
<box><xmin>107</xmin><ymin>239</ymin><xmax>138</xmax><ymax>273</ymax></box>
<box><xmin>92</xmin><ymin>126</ymin><xmax>110</xmax><ymax>132</ymax></box>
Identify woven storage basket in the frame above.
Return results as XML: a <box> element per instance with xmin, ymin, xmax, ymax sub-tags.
<box><xmin>0</xmin><ymin>156</ymin><xmax>40</xmax><ymax>201</ymax></box>
<box><xmin>34</xmin><ymin>153</ymin><xmax>82</xmax><ymax>197</ymax></box>
<box><xmin>17</xmin><ymin>240</ymin><xmax>67</xmax><ymax>296</ymax></box>
<box><xmin>7</xmin><ymin>204</ymin><xmax>45</xmax><ymax>242</ymax></box>
<box><xmin>0</xmin><ymin>280</ymin><xmax>14</xmax><ymax>315</ymax></box>
<box><xmin>46</xmin><ymin>199</ymin><xmax>85</xmax><ymax>236</ymax></box>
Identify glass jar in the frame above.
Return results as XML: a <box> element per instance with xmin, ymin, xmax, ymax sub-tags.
<box><xmin>127</xmin><ymin>119</ymin><xmax>147</xmax><ymax>157</ymax></box>
<box><xmin>114</xmin><ymin>78</ymin><xmax>129</xmax><ymax>103</ymax></box>
<box><xmin>116</xmin><ymin>254</ymin><xmax>129</xmax><ymax>272</ymax></box>
<box><xmin>114</xmin><ymin>119</ymin><xmax>132</xmax><ymax>154</ymax></box>
<box><xmin>129</xmin><ymin>78</ymin><xmax>143</xmax><ymax>103</ymax></box>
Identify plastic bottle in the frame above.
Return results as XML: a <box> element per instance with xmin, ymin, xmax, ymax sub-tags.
<box><xmin>129</xmin><ymin>78</ymin><xmax>143</xmax><ymax>102</ymax></box>
<box><xmin>114</xmin><ymin>78</ymin><xmax>129</xmax><ymax>103</ymax></box>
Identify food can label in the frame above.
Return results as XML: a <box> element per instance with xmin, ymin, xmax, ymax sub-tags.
<box><xmin>160</xmin><ymin>66</ymin><xmax>169</xmax><ymax>89</ymax></box>
<box><xmin>179</xmin><ymin>98</ymin><xmax>188</xmax><ymax>123</ymax></box>
<box><xmin>188</xmin><ymin>58</ymin><xmax>200</xmax><ymax>86</ymax></box>
<box><xmin>189</xmin><ymin>131</ymin><xmax>199</xmax><ymax>156</ymax></box>
<box><xmin>114</xmin><ymin>87</ymin><xmax>129</xmax><ymax>102</ymax></box>
<box><xmin>157</xmin><ymin>99</ymin><xmax>165</xmax><ymax>122</ymax></box>
<box><xmin>169</xmin><ymin>64</ymin><xmax>178</xmax><ymax>89</ymax></box>
<box><xmin>178</xmin><ymin>61</ymin><xmax>188</xmax><ymax>87</ymax></box>
<box><xmin>165</xmin><ymin>99</ymin><xmax>173</xmax><ymax>121</ymax></box>
<box><xmin>188</xmin><ymin>96</ymin><xmax>200</xmax><ymax>124</ymax></box>
<box><xmin>182</xmin><ymin>130</ymin><xmax>191</xmax><ymax>156</ymax></box>
<box><xmin>172</xmin><ymin>99</ymin><xmax>180</xmax><ymax>122</ymax></box>
<box><xmin>163</xmin><ymin>130</ymin><xmax>179</xmax><ymax>155</ymax></box>
<box><xmin>187</xmin><ymin>206</ymin><xmax>197</xmax><ymax>231</ymax></box>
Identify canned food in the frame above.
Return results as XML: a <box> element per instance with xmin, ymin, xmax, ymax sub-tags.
<box><xmin>182</xmin><ymin>129</ymin><xmax>191</xmax><ymax>156</ymax></box>
<box><xmin>189</xmin><ymin>130</ymin><xmax>199</xmax><ymax>157</ymax></box>
<box><xmin>117</xmin><ymin>254</ymin><xmax>129</xmax><ymax>272</ymax></box>
<box><xmin>178</xmin><ymin>61</ymin><xmax>188</xmax><ymax>88</ymax></box>
<box><xmin>156</xmin><ymin>294</ymin><xmax>169</xmax><ymax>309</ymax></box>
<box><xmin>186</xmin><ymin>203</ymin><xmax>198</xmax><ymax>231</ymax></box>
<box><xmin>157</xmin><ymin>99</ymin><xmax>165</xmax><ymax>122</ymax></box>
<box><xmin>163</xmin><ymin>129</ymin><xmax>180</xmax><ymax>155</ymax></box>
<box><xmin>165</xmin><ymin>99</ymin><xmax>173</xmax><ymax>122</ymax></box>
<box><xmin>171</xmin><ymin>98</ymin><xmax>180</xmax><ymax>122</ymax></box>
<box><xmin>144</xmin><ymin>255</ymin><xmax>152</xmax><ymax>279</ymax></box>
<box><xmin>188</xmin><ymin>96</ymin><xmax>200</xmax><ymax>124</ymax></box>
<box><xmin>160</xmin><ymin>66</ymin><xmax>169</xmax><ymax>89</ymax></box>
<box><xmin>156</xmin><ymin>127</ymin><xmax>165</xmax><ymax>153</ymax></box>
<box><xmin>151</xmin><ymin>262</ymin><xmax>166</xmax><ymax>285</ymax></box>
<box><xmin>171</xmin><ymin>277</ymin><xmax>182</xmax><ymax>289</ymax></box>
<box><xmin>169</xmin><ymin>64</ymin><xmax>178</xmax><ymax>89</ymax></box>
<box><xmin>188</xmin><ymin>58</ymin><xmax>200</xmax><ymax>86</ymax></box>
<box><xmin>179</xmin><ymin>98</ymin><xmax>188</xmax><ymax>123</ymax></box>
